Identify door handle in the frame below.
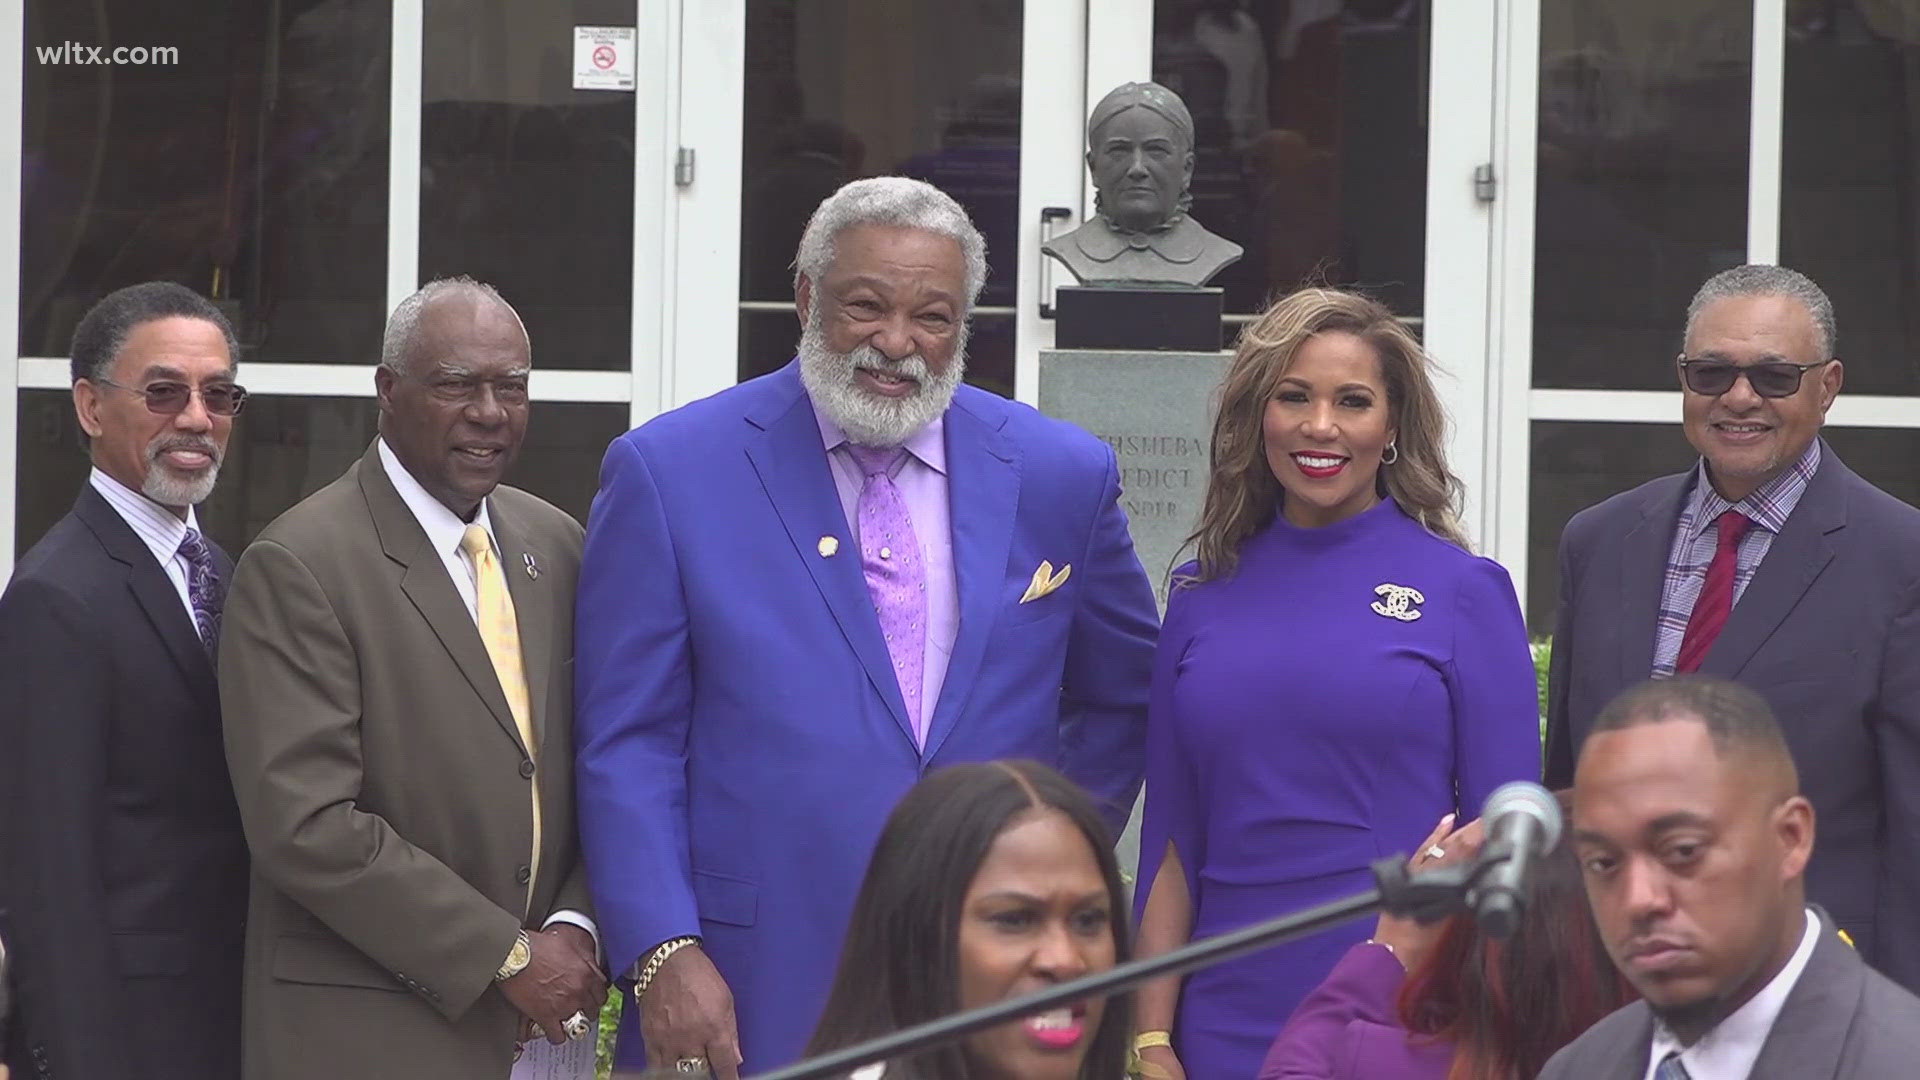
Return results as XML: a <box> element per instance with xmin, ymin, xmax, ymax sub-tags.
<box><xmin>1038</xmin><ymin>206</ymin><xmax>1072</xmax><ymax>319</ymax></box>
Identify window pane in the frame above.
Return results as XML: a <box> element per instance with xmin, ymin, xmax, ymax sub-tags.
<box><xmin>1153</xmin><ymin>1</ymin><xmax>1430</xmax><ymax>317</ymax></box>
<box><xmin>738</xmin><ymin>0</ymin><xmax>1023</xmax><ymax>394</ymax></box>
<box><xmin>16</xmin><ymin>391</ymin><xmax>625</xmax><ymax>555</ymax></box>
<box><xmin>1781</xmin><ymin>4</ymin><xmax>1920</xmax><ymax>395</ymax></box>
<box><xmin>1821</xmin><ymin>427</ymin><xmax>1920</xmax><ymax>509</ymax></box>
<box><xmin>21</xmin><ymin>2</ymin><xmax>390</xmax><ymax>362</ymax></box>
<box><xmin>1533</xmin><ymin>4</ymin><xmax>1752</xmax><ymax>390</ymax></box>
<box><xmin>1526</xmin><ymin>421</ymin><xmax>1694</xmax><ymax>630</ymax></box>
<box><xmin>1525</xmin><ymin>420</ymin><xmax>1920</xmax><ymax>631</ymax></box>
<box><xmin>421</xmin><ymin>0</ymin><xmax>634</xmax><ymax>371</ymax></box>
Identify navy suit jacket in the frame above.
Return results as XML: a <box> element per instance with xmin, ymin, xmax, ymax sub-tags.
<box><xmin>573</xmin><ymin>361</ymin><xmax>1158</xmax><ymax>1071</ymax></box>
<box><xmin>1545</xmin><ymin>441</ymin><xmax>1920</xmax><ymax>988</ymax></box>
<box><xmin>0</xmin><ymin>487</ymin><xmax>248</xmax><ymax>1080</ymax></box>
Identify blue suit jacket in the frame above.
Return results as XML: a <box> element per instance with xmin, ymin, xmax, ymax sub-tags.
<box><xmin>1544</xmin><ymin>441</ymin><xmax>1920</xmax><ymax>989</ymax></box>
<box><xmin>574</xmin><ymin>361</ymin><xmax>1157</xmax><ymax>1071</ymax></box>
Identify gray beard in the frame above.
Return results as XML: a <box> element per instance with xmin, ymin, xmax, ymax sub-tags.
<box><xmin>142</xmin><ymin>440</ymin><xmax>223</xmax><ymax>507</ymax></box>
<box><xmin>797</xmin><ymin>311</ymin><xmax>966</xmax><ymax>448</ymax></box>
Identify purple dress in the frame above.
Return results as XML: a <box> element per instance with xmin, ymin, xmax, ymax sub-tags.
<box><xmin>1258</xmin><ymin>943</ymin><xmax>1453</xmax><ymax>1079</ymax></box>
<box><xmin>1135</xmin><ymin>499</ymin><xmax>1539</xmax><ymax>1080</ymax></box>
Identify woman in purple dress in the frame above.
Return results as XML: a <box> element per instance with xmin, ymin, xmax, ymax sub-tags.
<box><xmin>1132</xmin><ymin>289</ymin><xmax>1541</xmax><ymax>1080</ymax></box>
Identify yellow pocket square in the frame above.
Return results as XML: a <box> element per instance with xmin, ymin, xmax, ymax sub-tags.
<box><xmin>1020</xmin><ymin>560</ymin><xmax>1072</xmax><ymax>604</ymax></box>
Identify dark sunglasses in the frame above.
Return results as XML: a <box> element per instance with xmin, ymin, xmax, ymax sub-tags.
<box><xmin>1677</xmin><ymin>358</ymin><xmax>1832</xmax><ymax>399</ymax></box>
<box><xmin>94</xmin><ymin>377</ymin><xmax>249</xmax><ymax>416</ymax></box>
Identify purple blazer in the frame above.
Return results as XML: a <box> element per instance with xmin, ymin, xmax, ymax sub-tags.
<box><xmin>1258</xmin><ymin>943</ymin><xmax>1454</xmax><ymax>1080</ymax></box>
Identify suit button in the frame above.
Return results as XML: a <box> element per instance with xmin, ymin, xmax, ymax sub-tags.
<box><xmin>516</xmin><ymin>865</ymin><xmax>532</xmax><ymax>884</ymax></box>
<box><xmin>519</xmin><ymin>759</ymin><xmax>536</xmax><ymax>779</ymax></box>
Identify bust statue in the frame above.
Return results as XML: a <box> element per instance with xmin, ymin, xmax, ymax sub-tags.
<box><xmin>1042</xmin><ymin>81</ymin><xmax>1243</xmax><ymax>288</ymax></box>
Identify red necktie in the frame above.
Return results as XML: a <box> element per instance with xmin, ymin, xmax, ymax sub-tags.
<box><xmin>1675</xmin><ymin>510</ymin><xmax>1754</xmax><ymax>674</ymax></box>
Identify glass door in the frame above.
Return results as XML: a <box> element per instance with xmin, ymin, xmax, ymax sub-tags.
<box><xmin>1068</xmin><ymin>0</ymin><xmax>1504</xmax><ymax>542</ymax></box>
<box><xmin>667</xmin><ymin>0</ymin><xmax>1499</xmax><ymax>503</ymax></box>
<box><xmin>666</xmin><ymin>0</ymin><xmax>1079</xmax><ymax>409</ymax></box>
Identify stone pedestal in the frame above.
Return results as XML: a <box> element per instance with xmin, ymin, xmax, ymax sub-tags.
<box><xmin>1038</xmin><ymin>347</ymin><xmax>1229</xmax><ymax>886</ymax></box>
<box><xmin>1037</xmin><ymin>348</ymin><xmax>1229</xmax><ymax>610</ymax></box>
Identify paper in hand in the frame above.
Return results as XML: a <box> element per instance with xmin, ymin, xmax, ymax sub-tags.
<box><xmin>509</xmin><ymin>1020</ymin><xmax>597</xmax><ymax>1080</ymax></box>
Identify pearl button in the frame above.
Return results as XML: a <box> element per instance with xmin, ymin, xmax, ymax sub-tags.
<box><xmin>880</xmin><ymin>547</ymin><xmax>892</xmax><ymax>559</ymax></box>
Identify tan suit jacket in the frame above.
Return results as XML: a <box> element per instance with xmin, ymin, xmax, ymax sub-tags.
<box><xmin>219</xmin><ymin>443</ymin><xmax>589</xmax><ymax>1080</ymax></box>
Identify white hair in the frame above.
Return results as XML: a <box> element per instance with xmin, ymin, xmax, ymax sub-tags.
<box><xmin>797</xmin><ymin>301</ymin><xmax>966</xmax><ymax>448</ymax></box>
<box><xmin>1686</xmin><ymin>264</ymin><xmax>1838</xmax><ymax>359</ymax></box>
<box><xmin>380</xmin><ymin>275</ymin><xmax>528</xmax><ymax>372</ymax></box>
<box><xmin>793</xmin><ymin>177</ymin><xmax>988</xmax><ymax>308</ymax></box>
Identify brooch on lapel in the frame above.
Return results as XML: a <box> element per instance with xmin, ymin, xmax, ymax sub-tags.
<box><xmin>523</xmin><ymin>553</ymin><xmax>540</xmax><ymax>580</ymax></box>
<box><xmin>1371</xmin><ymin>583</ymin><xmax>1424</xmax><ymax>622</ymax></box>
<box><xmin>1020</xmin><ymin>560</ymin><xmax>1072</xmax><ymax>603</ymax></box>
<box><xmin>818</xmin><ymin>535</ymin><xmax>840</xmax><ymax>558</ymax></box>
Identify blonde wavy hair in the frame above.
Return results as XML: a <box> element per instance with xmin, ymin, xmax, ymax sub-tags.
<box><xmin>1178</xmin><ymin>288</ymin><xmax>1467</xmax><ymax>585</ymax></box>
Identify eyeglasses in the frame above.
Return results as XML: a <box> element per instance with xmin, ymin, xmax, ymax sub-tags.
<box><xmin>1678</xmin><ymin>358</ymin><xmax>1832</xmax><ymax>399</ymax></box>
<box><xmin>93</xmin><ymin>376</ymin><xmax>249</xmax><ymax>416</ymax></box>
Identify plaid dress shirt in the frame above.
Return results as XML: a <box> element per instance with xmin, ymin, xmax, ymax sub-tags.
<box><xmin>1652</xmin><ymin>441</ymin><xmax>1821</xmax><ymax>677</ymax></box>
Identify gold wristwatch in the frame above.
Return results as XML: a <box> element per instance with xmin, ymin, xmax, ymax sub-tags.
<box><xmin>495</xmin><ymin>929</ymin><xmax>533</xmax><ymax>982</ymax></box>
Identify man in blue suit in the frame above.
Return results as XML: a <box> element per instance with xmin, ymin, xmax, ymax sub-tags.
<box><xmin>575</xmin><ymin>177</ymin><xmax>1157</xmax><ymax>1077</ymax></box>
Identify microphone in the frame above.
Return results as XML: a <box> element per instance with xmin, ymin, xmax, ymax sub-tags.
<box><xmin>1469</xmin><ymin>781</ymin><xmax>1563</xmax><ymax>939</ymax></box>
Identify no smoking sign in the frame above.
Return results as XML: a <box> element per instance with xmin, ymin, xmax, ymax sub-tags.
<box><xmin>573</xmin><ymin>26</ymin><xmax>635</xmax><ymax>91</ymax></box>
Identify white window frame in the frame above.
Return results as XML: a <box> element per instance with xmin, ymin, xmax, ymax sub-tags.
<box><xmin>1489</xmin><ymin>0</ymin><xmax>1920</xmax><ymax>619</ymax></box>
<box><xmin>2</xmin><ymin>0</ymin><xmax>653</xmax><ymax>581</ymax></box>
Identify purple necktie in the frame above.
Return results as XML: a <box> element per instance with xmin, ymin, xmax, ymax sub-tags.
<box><xmin>176</xmin><ymin>528</ymin><xmax>223</xmax><ymax>656</ymax></box>
<box><xmin>847</xmin><ymin>445</ymin><xmax>928</xmax><ymax>745</ymax></box>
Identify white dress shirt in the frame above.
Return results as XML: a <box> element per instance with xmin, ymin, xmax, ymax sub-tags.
<box><xmin>375</xmin><ymin>439</ymin><xmax>596</xmax><ymax>945</ymax></box>
<box><xmin>89</xmin><ymin>468</ymin><xmax>201</xmax><ymax>623</ymax></box>
<box><xmin>1643</xmin><ymin>907</ymin><xmax>1822</xmax><ymax>1079</ymax></box>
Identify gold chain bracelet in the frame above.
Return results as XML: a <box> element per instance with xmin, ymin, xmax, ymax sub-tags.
<box><xmin>634</xmin><ymin>936</ymin><xmax>700</xmax><ymax>998</ymax></box>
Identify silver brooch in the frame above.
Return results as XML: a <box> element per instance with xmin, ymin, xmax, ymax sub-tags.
<box><xmin>523</xmin><ymin>553</ymin><xmax>540</xmax><ymax>580</ymax></box>
<box><xmin>1371</xmin><ymin>583</ymin><xmax>1424</xmax><ymax>621</ymax></box>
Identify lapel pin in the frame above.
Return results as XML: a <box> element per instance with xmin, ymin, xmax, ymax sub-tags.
<box><xmin>523</xmin><ymin>553</ymin><xmax>540</xmax><ymax>580</ymax></box>
<box><xmin>818</xmin><ymin>536</ymin><xmax>840</xmax><ymax>558</ymax></box>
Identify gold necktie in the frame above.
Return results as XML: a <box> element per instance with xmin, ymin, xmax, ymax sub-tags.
<box><xmin>460</xmin><ymin>524</ymin><xmax>540</xmax><ymax>907</ymax></box>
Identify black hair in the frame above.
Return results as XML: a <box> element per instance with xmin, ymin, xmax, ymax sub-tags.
<box><xmin>1590</xmin><ymin>676</ymin><xmax>1797</xmax><ymax>786</ymax></box>
<box><xmin>806</xmin><ymin>761</ymin><xmax>1133</xmax><ymax>1080</ymax></box>
<box><xmin>69</xmin><ymin>281</ymin><xmax>239</xmax><ymax>386</ymax></box>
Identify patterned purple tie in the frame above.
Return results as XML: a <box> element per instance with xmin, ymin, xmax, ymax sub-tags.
<box><xmin>176</xmin><ymin>528</ymin><xmax>223</xmax><ymax>656</ymax></box>
<box><xmin>847</xmin><ymin>445</ymin><xmax>928</xmax><ymax>745</ymax></box>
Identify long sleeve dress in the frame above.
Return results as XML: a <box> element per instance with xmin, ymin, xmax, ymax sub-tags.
<box><xmin>1257</xmin><ymin>942</ymin><xmax>1454</xmax><ymax>1079</ymax></box>
<box><xmin>1135</xmin><ymin>498</ymin><xmax>1539</xmax><ymax>1080</ymax></box>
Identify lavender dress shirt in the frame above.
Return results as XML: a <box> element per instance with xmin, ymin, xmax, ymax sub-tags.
<box><xmin>1258</xmin><ymin>942</ymin><xmax>1454</xmax><ymax>1080</ymax></box>
<box><xmin>814</xmin><ymin>405</ymin><xmax>960</xmax><ymax>748</ymax></box>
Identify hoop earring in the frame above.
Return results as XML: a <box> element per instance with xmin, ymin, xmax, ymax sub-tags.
<box><xmin>1382</xmin><ymin>441</ymin><xmax>1399</xmax><ymax>466</ymax></box>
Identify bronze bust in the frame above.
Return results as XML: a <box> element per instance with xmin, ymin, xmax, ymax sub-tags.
<box><xmin>1042</xmin><ymin>81</ymin><xmax>1243</xmax><ymax>288</ymax></box>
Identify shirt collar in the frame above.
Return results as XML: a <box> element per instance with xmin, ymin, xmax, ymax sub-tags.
<box><xmin>1683</xmin><ymin>439</ymin><xmax>1820</xmax><ymax>541</ymax></box>
<box><xmin>88</xmin><ymin>467</ymin><xmax>198</xmax><ymax>566</ymax></box>
<box><xmin>376</xmin><ymin>438</ymin><xmax>496</xmax><ymax>559</ymax></box>
<box><xmin>1649</xmin><ymin>907</ymin><xmax>1822</xmax><ymax>1076</ymax></box>
<box><xmin>810</xmin><ymin>399</ymin><xmax>948</xmax><ymax>476</ymax></box>
<box><xmin>1072</xmin><ymin>214</ymin><xmax>1210</xmax><ymax>264</ymax></box>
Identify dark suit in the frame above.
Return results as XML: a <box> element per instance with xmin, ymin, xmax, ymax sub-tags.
<box><xmin>219</xmin><ymin>443</ymin><xmax>589</xmax><ymax>1080</ymax></box>
<box><xmin>1539</xmin><ymin>909</ymin><xmax>1920</xmax><ymax>1078</ymax></box>
<box><xmin>0</xmin><ymin>486</ymin><xmax>248</xmax><ymax>1080</ymax></box>
<box><xmin>1545</xmin><ymin>442</ymin><xmax>1920</xmax><ymax>987</ymax></box>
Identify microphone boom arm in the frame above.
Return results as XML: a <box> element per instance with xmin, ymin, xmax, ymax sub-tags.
<box><xmin>748</xmin><ymin>855</ymin><xmax>1480</xmax><ymax>1080</ymax></box>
